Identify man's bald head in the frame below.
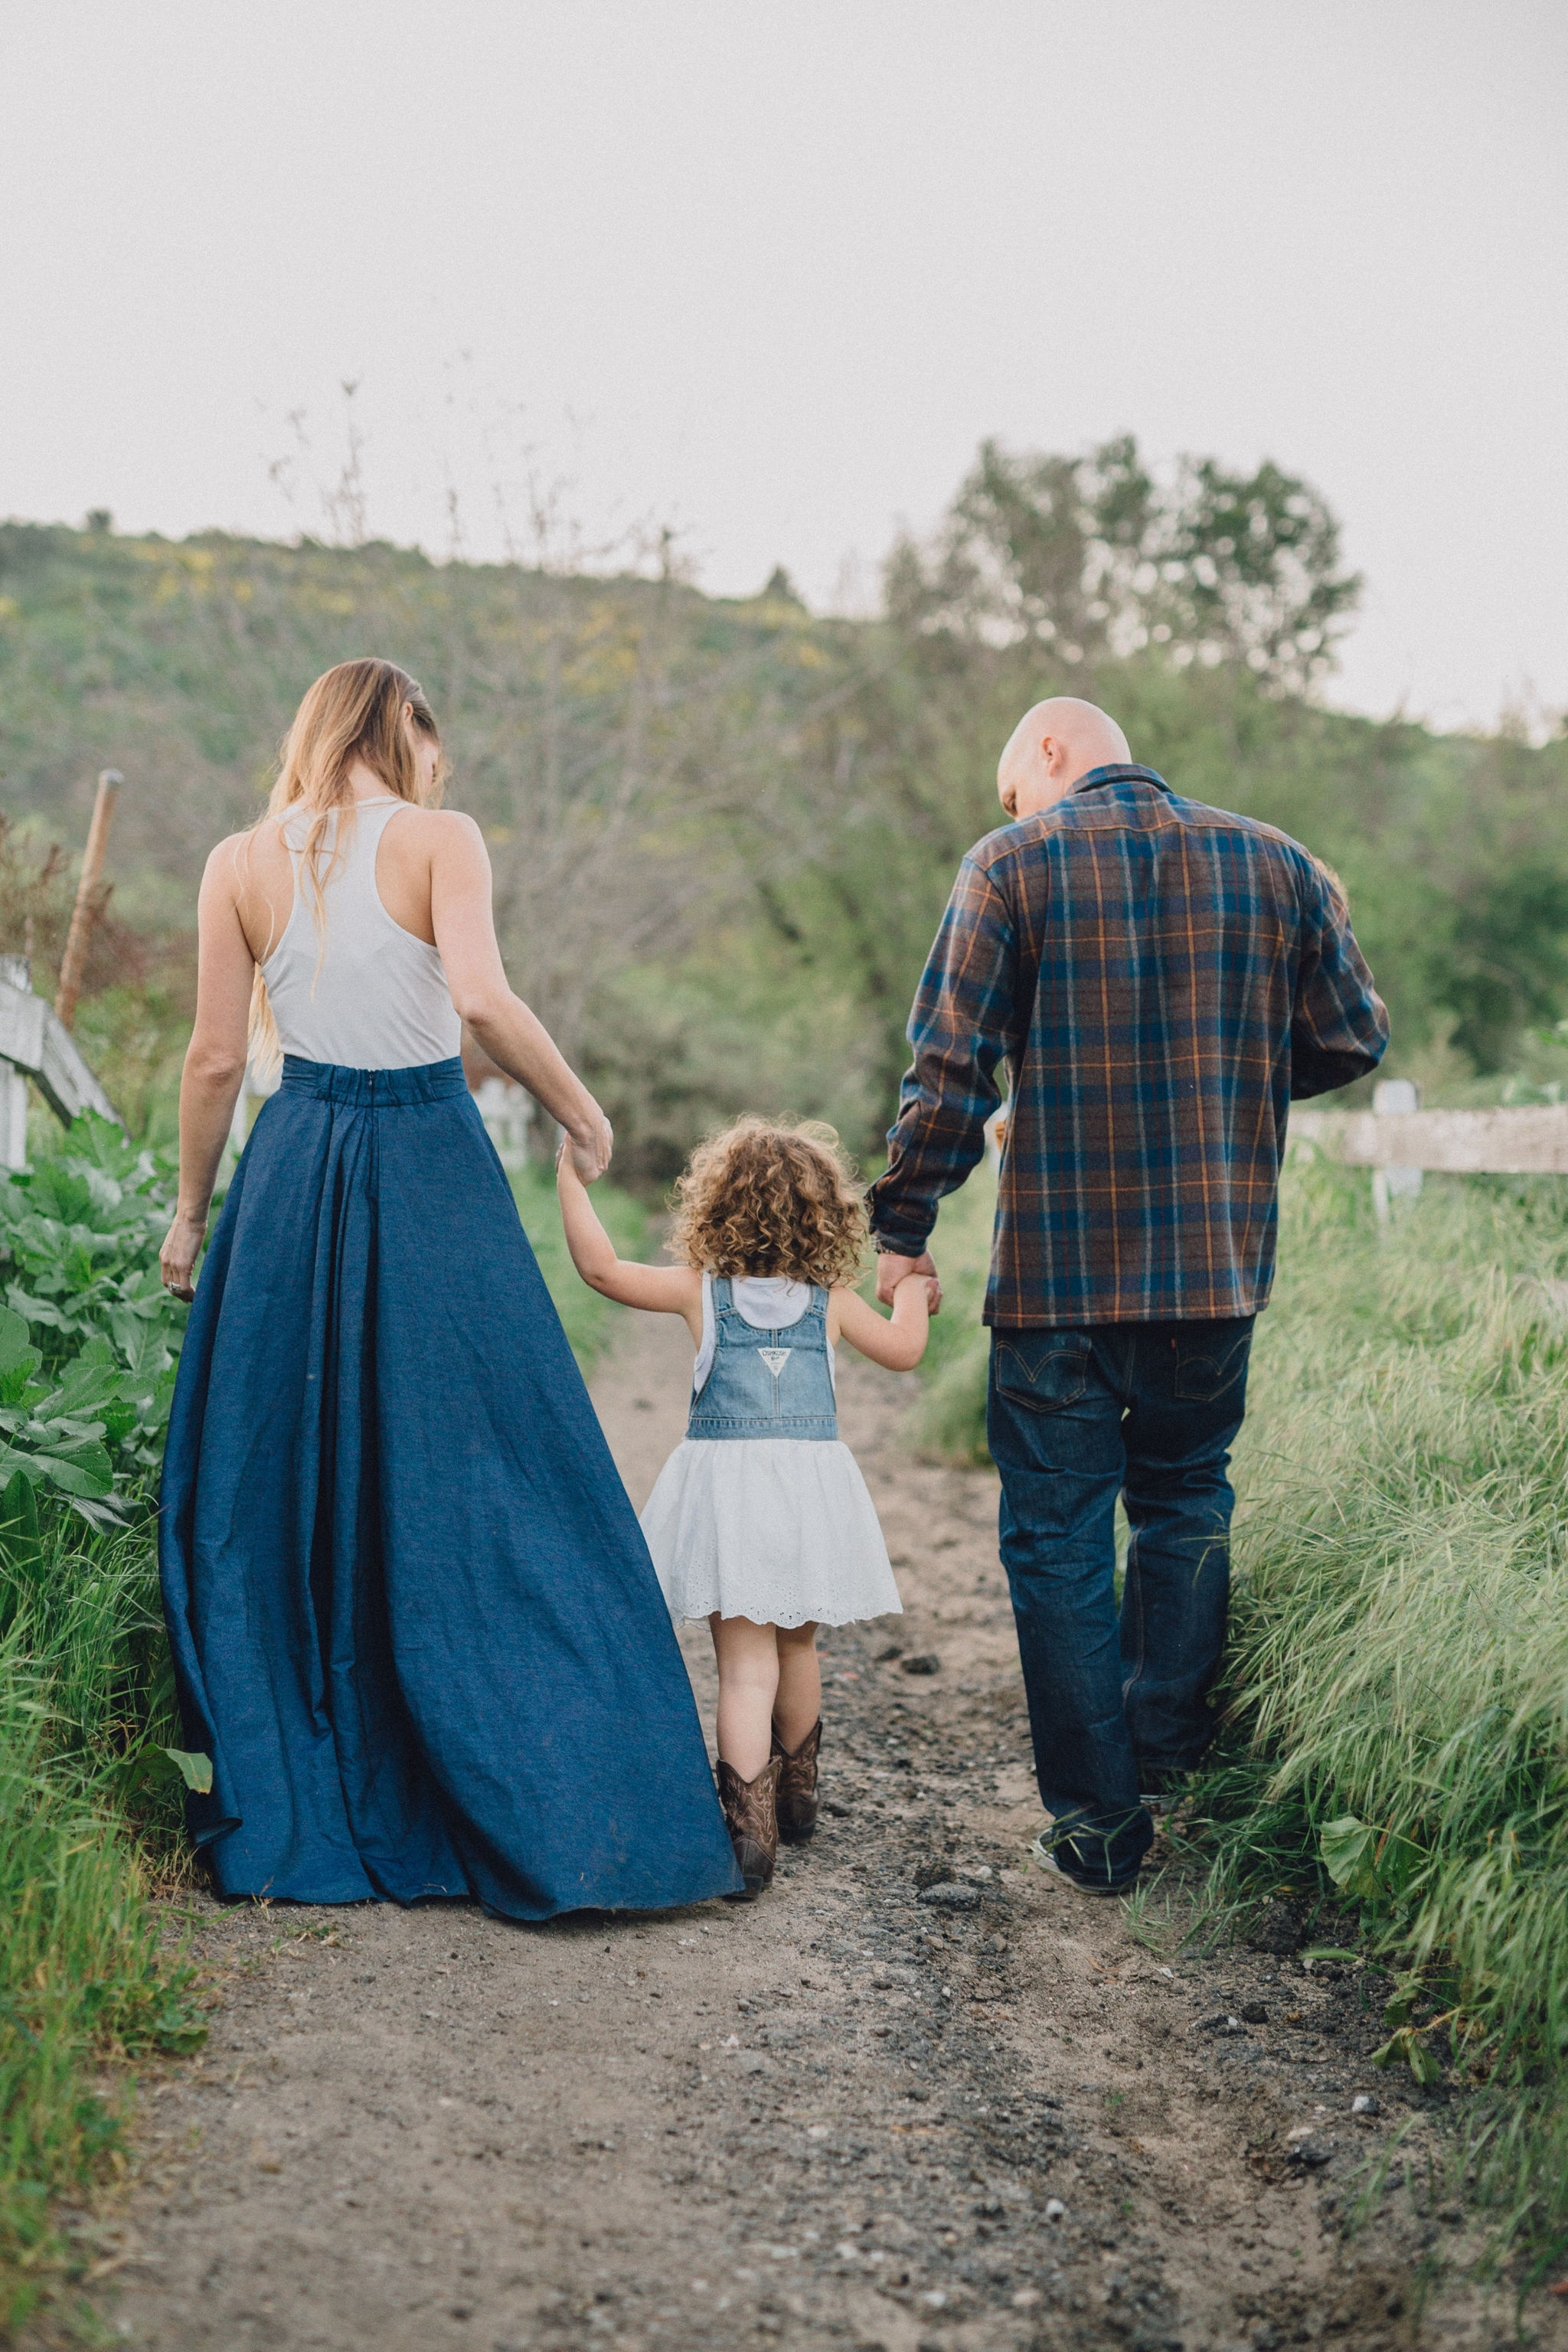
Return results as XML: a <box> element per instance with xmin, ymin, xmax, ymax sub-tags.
<box><xmin>998</xmin><ymin>697</ymin><xmax>1132</xmax><ymax>821</ymax></box>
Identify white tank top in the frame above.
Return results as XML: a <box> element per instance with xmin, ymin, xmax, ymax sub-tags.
<box><xmin>260</xmin><ymin>799</ymin><xmax>463</xmax><ymax>1070</ymax></box>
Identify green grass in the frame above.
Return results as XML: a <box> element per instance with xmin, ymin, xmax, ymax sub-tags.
<box><xmin>1189</xmin><ymin>1159</ymin><xmax>1568</xmax><ymax>2269</ymax></box>
<box><xmin>910</xmin><ymin>1152</ymin><xmax>1568</xmax><ymax>2270</ymax></box>
<box><xmin>0</xmin><ymin>1517</ymin><xmax>204</xmax><ymax>2331</ymax></box>
<box><xmin>510</xmin><ymin>1161</ymin><xmax>649</xmax><ymax>1374</ymax></box>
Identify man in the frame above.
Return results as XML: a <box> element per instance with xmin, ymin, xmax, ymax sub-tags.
<box><xmin>867</xmin><ymin>698</ymin><xmax>1388</xmax><ymax>1893</ymax></box>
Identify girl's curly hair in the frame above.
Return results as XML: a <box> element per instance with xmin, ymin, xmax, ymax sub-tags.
<box><xmin>668</xmin><ymin>1116</ymin><xmax>868</xmax><ymax>1289</ymax></box>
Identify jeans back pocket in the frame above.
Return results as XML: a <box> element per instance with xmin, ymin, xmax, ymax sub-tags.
<box><xmin>992</xmin><ymin>1331</ymin><xmax>1095</xmax><ymax>1414</ymax></box>
<box><xmin>1171</xmin><ymin>1318</ymin><xmax>1254</xmax><ymax>1403</ymax></box>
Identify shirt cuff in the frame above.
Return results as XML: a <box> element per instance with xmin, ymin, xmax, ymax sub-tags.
<box><xmin>869</xmin><ymin>1217</ymin><xmax>935</xmax><ymax>1257</ymax></box>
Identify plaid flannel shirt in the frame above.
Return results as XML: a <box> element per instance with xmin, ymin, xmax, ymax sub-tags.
<box><xmin>866</xmin><ymin>764</ymin><xmax>1390</xmax><ymax>1328</ymax></box>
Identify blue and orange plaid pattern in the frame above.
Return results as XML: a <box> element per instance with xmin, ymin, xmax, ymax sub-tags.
<box><xmin>867</xmin><ymin>764</ymin><xmax>1390</xmax><ymax>1327</ymax></box>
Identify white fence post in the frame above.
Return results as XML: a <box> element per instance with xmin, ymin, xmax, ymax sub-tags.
<box><xmin>0</xmin><ymin>956</ymin><xmax>119</xmax><ymax>1154</ymax></box>
<box><xmin>1370</xmin><ymin>1079</ymin><xmax>1423</xmax><ymax>1225</ymax></box>
<box><xmin>0</xmin><ymin>1056</ymin><xmax>25</xmax><ymax>1171</ymax></box>
<box><xmin>0</xmin><ymin>956</ymin><xmax>28</xmax><ymax>1168</ymax></box>
<box><xmin>475</xmin><ymin>1078</ymin><xmax>534</xmax><ymax>1168</ymax></box>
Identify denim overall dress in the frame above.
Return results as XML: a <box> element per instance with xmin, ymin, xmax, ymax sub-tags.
<box><xmin>638</xmin><ymin>1273</ymin><xmax>904</xmax><ymax>1630</ymax></box>
<box><xmin>687</xmin><ymin>1277</ymin><xmax>838</xmax><ymax>1442</ymax></box>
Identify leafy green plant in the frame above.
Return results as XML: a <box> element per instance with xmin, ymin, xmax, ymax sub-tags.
<box><xmin>1370</xmin><ymin>1973</ymin><xmax>1450</xmax><ymax>2089</ymax></box>
<box><xmin>0</xmin><ymin>1116</ymin><xmax>185</xmax><ymax>1521</ymax></box>
<box><xmin>1318</xmin><ymin>1812</ymin><xmax>1426</xmax><ymax>1921</ymax></box>
<box><xmin>0</xmin><ymin>1118</ymin><xmax>200</xmax><ymax>2324</ymax></box>
<box><xmin>0</xmin><ymin>1318</ymin><xmax>116</xmax><ymax>1526</ymax></box>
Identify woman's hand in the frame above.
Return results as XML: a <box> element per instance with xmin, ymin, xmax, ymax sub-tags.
<box><xmin>160</xmin><ymin>1208</ymin><xmax>209</xmax><ymax>1302</ymax></box>
<box><xmin>564</xmin><ymin>1107</ymin><xmax>613</xmax><ymax>1184</ymax></box>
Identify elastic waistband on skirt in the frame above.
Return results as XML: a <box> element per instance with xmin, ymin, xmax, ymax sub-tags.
<box><xmin>279</xmin><ymin>1055</ymin><xmax>469</xmax><ymax>1108</ymax></box>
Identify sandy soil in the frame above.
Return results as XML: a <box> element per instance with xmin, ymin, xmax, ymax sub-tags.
<box><xmin>48</xmin><ymin>1314</ymin><xmax>1565</xmax><ymax>2352</ymax></box>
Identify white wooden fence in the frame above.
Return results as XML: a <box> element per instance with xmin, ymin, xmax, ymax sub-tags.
<box><xmin>983</xmin><ymin>1083</ymin><xmax>1568</xmax><ymax>1220</ymax></box>
<box><xmin>0</xmin><ymin>958</ymin><xmax>119</xmax><ymax>1166</ymax></box>
<box><xmin>1291</xmin><ymin>1080</ymin><xmax>1568</xmax><ymax>1219</ymax></box>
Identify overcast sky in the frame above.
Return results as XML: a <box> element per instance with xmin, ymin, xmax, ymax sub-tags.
<box><xmin>5</xmin><ymin>2</ymin><xmax>1564</xmax><ymax>733</ymax></box>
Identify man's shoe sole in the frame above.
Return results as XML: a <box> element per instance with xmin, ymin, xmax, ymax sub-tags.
<box><xmin>1029</xmin><ymin>1834</ymin><xmax>1137</xmax><ymax>1898</ymax></box>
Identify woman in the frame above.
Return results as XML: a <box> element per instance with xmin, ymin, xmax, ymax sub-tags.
<box><xmin>158</xmin><ymin>657</ymin><xmax>740</xmax><ymax>1916</ymax></box>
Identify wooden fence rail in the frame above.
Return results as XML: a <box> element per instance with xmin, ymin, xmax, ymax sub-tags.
<box><xmin>1290</xmin><ymin>1102</ymin><xmax>1568</xmax><ymax>1178</ymax></box>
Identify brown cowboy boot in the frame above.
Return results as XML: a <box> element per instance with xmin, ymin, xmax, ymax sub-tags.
<box><xmin>716</xmin><ymin>1754</ymin><xmax>782</xmax><ymax>1898</ymax></box>
<box><xmin>772</xmin><ymin>1718</ymin><xmax>822</xmax><ymax>1844</ymax></box>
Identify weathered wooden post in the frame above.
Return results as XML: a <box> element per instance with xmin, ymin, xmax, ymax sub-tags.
<box><xmin>56</xmin><ymin>768</ymin><xmax>124</xmax><ymax>1031</ymax></box>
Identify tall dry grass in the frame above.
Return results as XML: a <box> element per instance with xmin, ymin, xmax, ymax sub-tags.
<box><xmin>910</xmin><ymin>1151</ymin><xmax>1568</xmax><ymax>2264</ymax></box>
<box><xmin>1200</xmin><ymin>1158</ymin><xmax>1568</xmax><ymax>2263</ymax></box>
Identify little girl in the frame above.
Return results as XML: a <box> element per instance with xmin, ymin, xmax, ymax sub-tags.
<box><xmin>556</xmin><ymin>1116</ymin><xmax>931</xmax><ymax>1897</ymax></box>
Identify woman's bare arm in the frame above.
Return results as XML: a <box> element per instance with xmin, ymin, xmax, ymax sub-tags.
<box><xmin>831</xmin><ymin>1277</ymin><xmax>931</xmax><ymax>1372</ymax></box>
<box><xmin>160</xmin><ymin>840</ymin><xmax>253</xmax><ymax>1298</ymax></box>
<box><xmin>556</xmin><ymin>1148</ymin><xmax>704</xmax><ymax>1338</ymax></box>
<box><xmin>429</xmin><ymin>814</ymin><xmax>612</xmax><ymax>1178</ymax></box>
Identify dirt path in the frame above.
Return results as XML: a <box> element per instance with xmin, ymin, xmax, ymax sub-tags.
<box><xmin>75</xmin><ymin>1317</ymin><xmax>1555</xmax><ymax>2352</ymax></box>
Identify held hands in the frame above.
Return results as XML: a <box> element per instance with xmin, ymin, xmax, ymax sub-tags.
<box><xmin>159</xmin><ymin>1209</ymin><xmax>208</xmax><ymax>1302</ymax></box>
<box><xmin>876</xmin><ymin>1249</ymin><xmax>942</xmax><ymax>1317</ymax></box>
<box><xmin>557</xmin><ymin>1110</ymin><xmax>614</xmax><ymax>1184</ymax></box>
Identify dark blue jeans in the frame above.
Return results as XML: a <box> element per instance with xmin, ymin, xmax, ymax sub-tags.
<box><xmin>986</xmin><ymin>1317</ymin><xmax>1253</xmax><ymax>1889</ymax></box>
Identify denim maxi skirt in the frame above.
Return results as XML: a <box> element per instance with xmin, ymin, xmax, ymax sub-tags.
<box><xmin>158</xmin><ymin>1057</ymin><xmax>742</xmax><ymax>1917</ymax></box>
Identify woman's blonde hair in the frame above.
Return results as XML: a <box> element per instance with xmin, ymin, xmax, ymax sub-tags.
<box><xmin>247</xmin><ymin>658</ymin><xmax>446</xmax><ymax>1076</ymax></box>
<box><xmin>668</xmin><ymin>1116</ymin><xmax>868</xmax><ymax>1289</ymax></box>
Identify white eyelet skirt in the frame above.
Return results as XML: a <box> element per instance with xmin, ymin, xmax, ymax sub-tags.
<box><xmin>639</xmin><ymin>1438</ymin><xmax>904</xmax><ymax>1629</ymax></box>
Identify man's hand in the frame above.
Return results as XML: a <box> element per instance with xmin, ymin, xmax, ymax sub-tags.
<box><xmin>875</xmin><ymin>1248</ymin><xmax>940</xmax><ymax>1315</ymax></box>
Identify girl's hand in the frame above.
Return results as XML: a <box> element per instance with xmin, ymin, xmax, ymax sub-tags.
<box><xmin>564</xmin><ymin>1107</ymin><xmax>613</xmax><ymax>1184</ymax></box>
<box><xmin>895</xmin><ymin>1268</ymin><xmax>942</xmax><ymax>1316</ymax></box>
<box><xmin>557</xmin><ymin>1116</ymin><xmax>612</xmax><ymax>1184</ymax></box>
<box><xmin>160</xmin><ymin>1208</ymin><xmax>208</xmax><ymax>1302</ymax></box>
<box><xmin>876</xmin><ymin>1247</ymin><xmax>939</xmax><ymax>1315</ymax></box>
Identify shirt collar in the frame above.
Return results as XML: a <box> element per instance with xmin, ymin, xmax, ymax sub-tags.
<box><xmin>1065</xmin><ymin>762</ymin><xmax>1168</xmax><ymax>798</ymax></box>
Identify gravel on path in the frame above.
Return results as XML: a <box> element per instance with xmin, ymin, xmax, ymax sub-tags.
<box><xmin>61</xmin><ymin>1312</ymin><xmax>1560</xmax><ymax>2352</ymax></box>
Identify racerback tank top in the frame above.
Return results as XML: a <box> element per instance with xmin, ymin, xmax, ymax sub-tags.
<box><xmin>260</xmin><ymin>799</ymin><xmax>463</xmax><ymax>1070</ymax></box>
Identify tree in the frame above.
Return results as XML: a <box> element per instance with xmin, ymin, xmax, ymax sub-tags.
<box><xmin>884</xmin><ymin>434</ymin><xmax>1361</xmax><ymax>693</ymax></box>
